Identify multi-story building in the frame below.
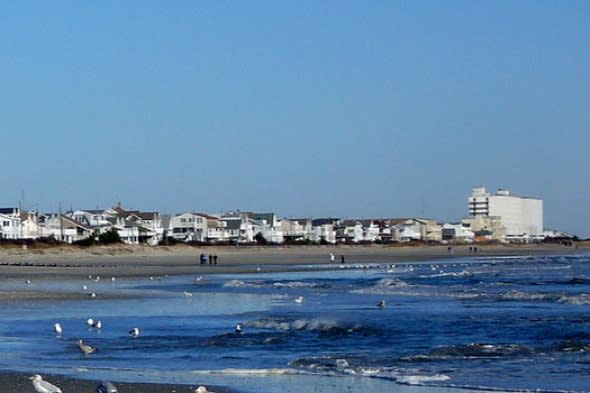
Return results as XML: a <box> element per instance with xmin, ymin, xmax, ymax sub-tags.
<box><xmin>467</xmin><ymin>187</ymin><xmax>543</xmax><ymax>241</ymax></box>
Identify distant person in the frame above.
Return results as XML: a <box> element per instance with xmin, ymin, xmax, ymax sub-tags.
<box><xmin>209</xmin><ymin>254</ymin><xmax>213</xmax><ymax>265</ymax></box>
<box><xmin>213</xmin><ymin>255</ymin><xmax>218</xmax><ymax>264</ymax></box>
<box><xmin>329</xmin><ymin>253</ymin><xmax>335</xmax><ymax>263</ymax></box>
<box><xmin>341</xmin><ymin>255</ymin><xmax>345</xmax><ymax>264</ymax></box>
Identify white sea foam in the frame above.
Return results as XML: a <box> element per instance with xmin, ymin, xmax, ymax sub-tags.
<box><xmin>190</xmin><ymin>368</ymin><xmax>303</xmax><ymax>376</ymax></box>
<box><xmin>558</xmin><ymin>293</ymin><xmax>590</xmax><ymax>304</ymax></box>
<box><xmin>272</xmin><ymin>281</ymin><xmax>318</xmax><ymax>288</ymax></box>
<box><xmin>396</xmin><ymin>374</ymin><xmax>451</xmax><ymax>385</ymax></box>
<box><xmin>222</xmin><ymin>280</ymin><xmax>262</xmax><ymax>288</ymax></box>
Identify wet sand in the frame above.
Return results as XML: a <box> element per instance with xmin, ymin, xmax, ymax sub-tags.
<box><xmin>0</xmin><ymin>371</ymin><xmax>216</xmax><ymax>393</ymax></box>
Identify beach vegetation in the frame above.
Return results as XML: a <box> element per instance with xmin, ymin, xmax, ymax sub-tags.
<box><xmin>254</xmin><ymin>232</ymin><xmax>268</xmax><ymax>245</ymax></box>
<box><xmin>98</xmin><ymin>228</ymin><xmax>122</xmax><ymax>244</ymax></box>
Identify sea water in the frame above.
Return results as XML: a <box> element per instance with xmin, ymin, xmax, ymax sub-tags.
<box><xmin>0</xmin><ymin>253</ymin><xmax>589</xmax><ymax>393</ymax></box>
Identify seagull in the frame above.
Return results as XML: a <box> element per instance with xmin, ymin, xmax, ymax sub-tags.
<box><xmin>129</xmin><ymin>327</ymin><xmax>140</xmax><ymax>338</ymax></box>
<box><xmin>25</xmin><ymin>280</ymin><xmax>32</xmax><ymax>284</ymax></box>
<box><xmin>183</xmin><ymin>291</ymin><xmax>193</xmax><ymax>297</ymax></box>
<box><xmin>195</xmin><ymin>386</ymin><xmax>216</xmax><ymax>393</ymax></box>
<box><xmin>235</xmin><ymin>323</ymin><xmax>243</xmax><ymax>334</ymax></box>
<box><xmin>87</xmin><ymin>319</ymin><xmax>102</xmax><ymax>329</ymax></box>
<box><xmin>82</xmin><ymin>285</ymin><xmax>88</xmax><ymax>290</ymax></box>
<box><xmin>29</xmin><ymin>374</ymin><xmax>62</xmax><ymax>393</ymax></box>
<box><xmin>294</xmin><ymin>296</ymin><xmax>304</xmax><ymax>304</ymax></box>
<box><xmin>96</xmin><ymin>381</ymin><xmax>118</xmax><ymax>393</ymax></box>
<box><xmin>89</xmin><ymin>293</ymin><xmax>97</xmax><ymax>298</ymax></box>
<box><xmin>77</xmin><ymin>339</ymin><xmax>96</xmax><ymax>354</ymax></box>
<box><xmin>53</xmin><ymin>323</ymin><xmax>63</xmax><ymax>336</ymax></box>
<box><xmin>377</xmin><ymin>300</ymin><xmax>386</xmax><ymax>308</ymax></box>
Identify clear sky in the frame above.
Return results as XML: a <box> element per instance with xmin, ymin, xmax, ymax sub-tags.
<box><xmin>1</xmin><ymin>1</ymin><xmax>589</xmax><ymax>237</ymax></box>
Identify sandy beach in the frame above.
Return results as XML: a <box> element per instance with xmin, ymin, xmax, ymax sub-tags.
<box><xmin>0</xmin><ymin>242</ymin><xmax>586</xmax><ymax>281</ymax></box>
<box><xmin>1</xmin><ymin>242</ymin><xmax>587</xmax><ymax>392</ymax></box>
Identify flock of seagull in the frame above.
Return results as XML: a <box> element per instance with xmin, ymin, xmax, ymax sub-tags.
<box><xmin>30</xmin><ymin>373</ymin><xmax>214</xmax><ymax>393</ymax></box>
<box><xmin>27</xmin><ymin>274</ymin><xmax>218</xmax><ymax>393</ymax></box>
<box><xmin>25</xmin><ymin>268</ymin><xmax>389</xmax><ymax>393</ymax></box>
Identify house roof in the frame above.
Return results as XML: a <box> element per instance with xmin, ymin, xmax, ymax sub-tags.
<box><xmin>0</xmin><ymin>208</ymin><xmax>18</xmax><ymax>215</ymax></box>
<box><xmin>312</xmin><ymin>218</ymin><xmax>339</xmax><ymax>226</ymax></box>
<box><xmin>222</xmin><ymin>218</ymin><xmax>242</xmax><ymax>230</ymax></box>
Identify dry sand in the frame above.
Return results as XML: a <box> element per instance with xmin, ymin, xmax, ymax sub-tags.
<box><xmin>0</xmin><ymin>243</ymin><xmax>586</xmax><ymax>280</ymax></box>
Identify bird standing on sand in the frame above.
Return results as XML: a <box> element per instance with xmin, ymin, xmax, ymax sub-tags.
<box><xmin>53</xmin><ymin>323</ymin><xmax>63</xmax><ymax>336</ymax></box>
<box><xmin>77</xmin><ymin>339</ymin><xmax>96</xmax><ymax>354</ymax></box>
<box><xmin>96</xmin><ymin>381</ymin><xmax>118</xmax><ymax>393</ymax></box>
<box><xmin>129</xmin><ymin>327</ymin><xmax>140</xmax><ymax>338</ymax></box>
<box><xmin>235</xmin><ymin>323</ymin><xmax>243</xmax><ymax>334</ymax></box>
<box><xmin>29</xmin><ymin>374</ymin><xmax>62</xmax><ymax>393</ymax></box>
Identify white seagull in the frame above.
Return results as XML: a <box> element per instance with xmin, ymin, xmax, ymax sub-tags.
<box><xmin>195</xmin><ymin>386</ymin><xmax>216</xmax><ymax>393</ymax></box>
<box><xmin>294</xmin><ymin>296</ymin><xmax>304</xmax><ymax>304</ymax></box>
<box><xmin>53</xmin><ymin>323</ymin><xmax>63</xmax><ymax>336</ymax></box>
<box><xmin>235</xmin><ymin>323</ymin><xmax>243</xmax><ymax>334</ymax></box>
<box><xmin>77</xmin><ymin>339</ymin><xmax>96</xmax><ymax>354</ymax></box>
<box><xmin>29</xmin><ymin>374</ymin><xmax>62</xmax><ymax>393</ymax></box>
<box><xmin>129</xmin><ymin>327</ymin><xmax>140</xmax><ymax>338</ymax></box>
<box><xmin>377</xmin><ymin>300</ymin><xmax>386</xmax><ymax>308</ymax></box>
<box><xmin>87</xmin><ymin>318</ymin><xmax>102</xmax><ymax>329</ymax></box>
<box><xmin>96</xmin><ymin>381</ymin><xmax>118</xmax><ymax>393</ymax></box>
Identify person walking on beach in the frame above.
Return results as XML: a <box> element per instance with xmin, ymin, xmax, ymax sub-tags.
<box><xmin>329</xmin><ymin>253</ymin><xmax>335</xmax><ymax>263</ymax></box>
<box><xmin>213</xmin><ymin>255</ymin><xmax>218</xmax><ymax>264</ymax></box>
<box><xmin>341</xmin><ymin>255</ymin><xmax>345</xmax><ymax>264</ymax></box>
<box><xmin>209</xmin><ymin>254</ymin><xmax>213</xmax><ymax>265</ymax></box>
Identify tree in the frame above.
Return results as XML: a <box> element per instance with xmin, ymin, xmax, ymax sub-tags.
<box><xmin>98</xmin><ymin>228</ymin><xmax>121</xmax><ymax>245</ymax></box>
<box><xmin>254</xmin><ymin>232</ymin><xmax>267</xmax><ymax>245</ymax></box>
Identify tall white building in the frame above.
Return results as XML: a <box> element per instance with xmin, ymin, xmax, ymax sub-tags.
<box><xmin>468</xmin><ymin>187</ymin><xmax>543</xmax><ymax>240</ymax></box>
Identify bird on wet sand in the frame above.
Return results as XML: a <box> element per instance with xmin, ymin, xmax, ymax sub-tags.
<box><xmin>53</xmin><ymin>323</ymin><xmax>63</xmax><ymax>336</ymax></box>
<box><xmin>29</xmin><ymin>374</ymin><xmax>62</xmax><ymax>393</ymax></box>
<box><xmin>129</xmin><ymin>327</ymin><xmax>140</xmax><ymax>338</ymax></box>
<box><xmin>377</xmin><ymin>300</ymin><xmax>386</xmax><ymax>308</ymax></box>
<box><xmin>96</xmin><ymin>381</ymin><xmax>118</xmax><ymax>393</ymax></box>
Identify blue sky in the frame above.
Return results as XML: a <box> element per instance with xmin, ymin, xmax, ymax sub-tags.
<box><xmin>1</xmin><ymin>1</ymin><xmax>589</xmax><ymax>237</ymax></box>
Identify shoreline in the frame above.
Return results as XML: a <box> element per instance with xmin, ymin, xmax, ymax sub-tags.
<box><xmin>0</xmin><ymin>370</ymin><xmax>214</xmax><ymax>393</ymax></box>
<box><xmin>0</xmin><ymin>243</ymin><xmax>586</xmax><ymax>280</ymax></box>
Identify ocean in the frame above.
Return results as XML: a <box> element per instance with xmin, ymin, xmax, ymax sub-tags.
<box><xmin>0</xmin><ymin>253</ymin><xmax>589</xmax><ymax>393</ymax></box>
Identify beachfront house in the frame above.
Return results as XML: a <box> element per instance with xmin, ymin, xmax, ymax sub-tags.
<box><xmin>310</xmin><ymin>218</ymin><xmax>338</xmax><ymax>244</ymax></box>
<box><xmin>0</xmin><ymin>208</ymin><xmax>21</xmax><ymax>239</ymax></box>
<box><xmin>168</xmin><ymin>212</ymin><xmax>209</xmax><ymax>242</ymax></box>
<box><xmin>442</xmin><ymin>223</ymin><xmax>475</xmax><ymax>242</ymax></box>
<box><xmin>388</xmin><ymin>218</ymin><xmax>442</xmax><ymax>242</ymax></box>
<box><xmin>108</xmin><ymin>205</ymin><xmax>164</xmax><ymax>245</ymax></box>
<box><xmin>40</xmin><ymin>214</ymin><xmax>94</xmax><ymax>243</ymax></box>
<box><xmin>279</xmin><ymin>218</ymin><xmax>312</xmax><ymax>242</ymax></box>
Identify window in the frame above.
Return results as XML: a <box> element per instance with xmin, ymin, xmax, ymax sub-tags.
<box><xmin>2</xmin><ymin>221</ymin><xmax>9</xmax><ymax>227</ymax></box>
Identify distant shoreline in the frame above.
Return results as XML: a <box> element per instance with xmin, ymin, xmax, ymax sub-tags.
<box><xmin>0</xmin><ymin>242</ymin><xmax>586</xmax><ymax>281</ymax></box>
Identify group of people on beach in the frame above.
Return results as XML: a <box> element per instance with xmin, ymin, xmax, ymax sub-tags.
<box><xmin>199</xmin><ymin>254</ymin><xmax>218</xmax><ymax>265</ymax></box>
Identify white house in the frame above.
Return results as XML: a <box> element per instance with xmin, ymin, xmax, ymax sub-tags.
<box><xmin>168</xmin><ymin>212</ymin><xmax>209</xmax><ymax>242</ymax></box>
<box><xmin>0</xmin><ymin>208</ymin><xmax>21</xmax><ymax>239</ymax></box>
<box><xmin>310</xmin><ymin>218</ymin><xmax>338</xmax><ymax>244</ymax></box>
<box><xmin>40</xmin><ymin>214</ymin><xmax>93</xmax><ymax>243</ymax></box>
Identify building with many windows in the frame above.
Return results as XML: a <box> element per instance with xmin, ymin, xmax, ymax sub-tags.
<box><xmin>467</xmin><ymin>187</ymin><xmax>543</xmax><ymax>241</ymax></box>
